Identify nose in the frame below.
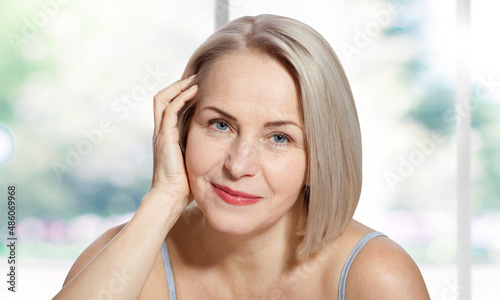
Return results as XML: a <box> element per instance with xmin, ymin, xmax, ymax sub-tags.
<box><xmin>223</xmin><ymin>139</ymin><xmax>259</xmax><ymax>180</ymax></box>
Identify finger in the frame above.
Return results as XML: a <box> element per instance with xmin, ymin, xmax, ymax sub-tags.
<box><xmin>160</xmin><ymin>84</ymin><xmax>199</xmax><ymax>135</ymax></box>
<box><xmin>153</xmin><ymin>85</ymin><xmax>198</xmax><ymax>183</ymax></box>
<box><xmin>155</xmin><ymin>74</ymin><xmax>196</xmax><ymax>101</ymax></box>
<box><xmin>151</xmin><ymin>83</ymin><xmax>197</xmax><ymax>186</ymax></box>
<box><xmin>153</xmin><ymin>75</ymin><xmax>196</xmax><ymax>137</ymax></box>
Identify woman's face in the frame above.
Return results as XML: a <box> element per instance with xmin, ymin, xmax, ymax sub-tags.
<box><xmin>185</xmin><ymin>52</ymin><xmax>307</xmax><ymax>235</ymax></box>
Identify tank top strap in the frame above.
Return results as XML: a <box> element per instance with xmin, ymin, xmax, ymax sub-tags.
<box><xmin>338</xmin><ymin>231</ymin><xmax>387</xmax><ymax>300</ymax></box>
<box><xmin>161</xmin><ymin>240</ymin><xmax>177</xmax><ymax>300</ymax></box>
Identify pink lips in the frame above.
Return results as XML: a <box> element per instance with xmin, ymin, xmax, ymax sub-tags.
<box><xmin>211</xmin><ymin>183</ymin><xmax>262</xmax><ymax>206</ymax></box>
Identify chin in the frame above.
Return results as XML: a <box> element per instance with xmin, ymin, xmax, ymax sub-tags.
<box><xmin>197</xmin><ymin>203</ymin><xmax>268</xmax><ymax>236</ymax></box>
<box><xmin>210</xmin><ymin>222</ymin><xmax>255</xmax><ymax>236</ymax></box>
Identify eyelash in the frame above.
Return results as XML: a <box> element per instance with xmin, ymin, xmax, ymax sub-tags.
<box><xmin>207</xmin><ymin>118</ymin><xmax>293</xmax><ymax>147</ymax></box>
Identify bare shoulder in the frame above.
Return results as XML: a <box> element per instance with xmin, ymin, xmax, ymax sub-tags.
<box><xmin>63</xmin><ymin>222</ymin><xmax>128</xmax><ymax>287</ymax></box>
<box><xmin>345</xmin><ymin>226</ymin><xmax>430</xmax><ymax>299</ymax></box>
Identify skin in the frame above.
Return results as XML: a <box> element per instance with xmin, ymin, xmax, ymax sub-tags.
<box><xmin>54</xmin><ymin>52</ymin><xmax>430</xmax><ymax>299</ymax></box>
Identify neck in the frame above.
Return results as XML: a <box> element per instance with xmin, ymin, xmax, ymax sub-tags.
<box><xmin>199</xmin><ymin>198</ymin><xmax>306</xmax><ymax>290</ymax></box>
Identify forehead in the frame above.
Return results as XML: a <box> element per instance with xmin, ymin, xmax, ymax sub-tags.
<box><xmin>197</xmin><ymin>52</ymin><xmax>302</xmax><ymax>121</ymax></box>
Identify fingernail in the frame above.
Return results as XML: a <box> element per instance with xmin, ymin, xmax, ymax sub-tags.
<box><xmin>188</xmin><ymin>84</ymin><xmax>198</xmax><ymax>91</ymax></box>
<box><xmin>187</xmin><ymin>74</ymin><xmax>196</xmax><ymax>80</ymax></box>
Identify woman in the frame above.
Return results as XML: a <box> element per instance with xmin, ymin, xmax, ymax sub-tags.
<box><xmin>55</xmin><ymin>14</ymin><xmax>429</xmax><ymax>299</ymax></box>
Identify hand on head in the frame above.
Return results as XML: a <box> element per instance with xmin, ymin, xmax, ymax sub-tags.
<box><xmin>150</xmin><ymin>75</ymin><xmax>198</xmax><ymax>206</ymax></box>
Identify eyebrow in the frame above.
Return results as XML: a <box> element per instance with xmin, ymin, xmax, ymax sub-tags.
<box><xmin>202</xmin><ymin>106</ymin><xmax>303</xmax><ymax>130</ymax></box>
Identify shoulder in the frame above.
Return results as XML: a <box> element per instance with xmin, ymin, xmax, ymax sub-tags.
<box><xmin>63</xmin><ymin>222</ymin><xmax>127</xmax><ymax>287</ymax></box>
<box><xmin>345</xmin><ymin>226</ymin><xmax>429</xmax><ymax>299</ymax></box>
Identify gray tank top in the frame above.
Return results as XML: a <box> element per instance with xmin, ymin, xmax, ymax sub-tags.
<box><xmin>161</xmin><ymin>231</ymin><xmax>386</xmax><ymax>300</ymax></box>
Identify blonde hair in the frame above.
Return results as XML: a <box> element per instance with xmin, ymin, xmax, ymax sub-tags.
<box><xmin>178</xmin><ymin>14</ymin><xmax>362</xmax><ymax>261</ymax></box>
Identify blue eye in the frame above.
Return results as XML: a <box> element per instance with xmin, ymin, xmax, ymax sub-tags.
<box><xmin>215</xmin><ymin>122</ymin><xmax>228</xmax><ymax>131</ymax></box>
<box><xmin>208</xmin><ymin>119</ymin><xmax>230</xmax><ymax>132</ymax></box>
<box><xmin>272</xmin><ymin>134</ymin><xmax>289</xmax><ymax>144</ymax></box>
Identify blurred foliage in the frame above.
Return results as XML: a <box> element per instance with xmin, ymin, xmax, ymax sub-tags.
<box><xmin>0</xmin><ymin>0</ymin><xmax>151</xmax><ymax>220</ymax></box>
<box><xmin>407</xmin><ymin>86</ymin><xmax>455</xmax><ymax>135</ymax></box>
<box><xmin>401</xmin><ymin>10</ymin><xmax>500</xmax><ymax>213</ymax></box>
<box><xmin>473</xmin><ymin>103</ymin><xmax>500</xmax><ymax>212</ymax></box>
<box><xmin>0</xmin><ymin>2</ymin><xmax>33</xmax><ymax>122</ymax></box>
<box><xmin>408</xmin><ymin>88</ymin><xmax>500</xmax><ymax>211</ymax></box>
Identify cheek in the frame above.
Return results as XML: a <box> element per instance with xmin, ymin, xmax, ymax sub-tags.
<box><xmin>262</xmin><ymin>151</ymin><xmax>307</xmax><ymax>198</ymax></box>
<box><xmin>185</xmin><ymin>128</ymin><xmax>226</xmax><ymax>186</ymax></box>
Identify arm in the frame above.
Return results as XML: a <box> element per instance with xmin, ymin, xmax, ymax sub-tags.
<box><xmin>53</xmin><ymin>76</ymin><xmax>199</xmax><ymax>299</ymax></box>
<box><xmin>346</xmin><ymin>236</ymin><xmax>430</xmax><ymax>299</ymax></box>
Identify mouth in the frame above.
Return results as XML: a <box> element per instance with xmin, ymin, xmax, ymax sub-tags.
<box><xmin>211</xmin><ymin>183</ymin><xmax>262</xmax><ymax>206</ymax></box>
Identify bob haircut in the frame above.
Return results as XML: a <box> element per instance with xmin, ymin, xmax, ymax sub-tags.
<box><xmin>177</xmin><ymin>14</ymin><xmax>362</xmax><ymax>261</ymax></box>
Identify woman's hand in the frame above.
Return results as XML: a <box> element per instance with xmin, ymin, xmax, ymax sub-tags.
<box><xmin>150</xmin><ymin>75</ymin><xmax>198</xmax><ymax>206</ymax></box>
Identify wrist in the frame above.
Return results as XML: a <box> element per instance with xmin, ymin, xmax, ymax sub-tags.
<box><xmin>139</xmin><ymin>187</ymin><xmax>189</xmax><ymax>223</ymax></box>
